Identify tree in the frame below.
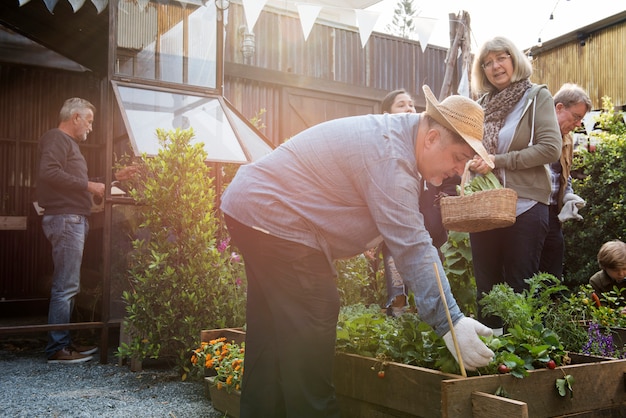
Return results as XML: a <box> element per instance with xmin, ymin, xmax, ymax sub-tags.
<box><xmin>386</xmin><ymin>0</ymin><xmax>419</xmax><ymax>39</ymax></box>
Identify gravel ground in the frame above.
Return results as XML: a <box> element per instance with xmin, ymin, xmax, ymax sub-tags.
<box><xmin>0</xmin><ymin>336</ymin><xmax>225</xmax><ymax>418</ymax></box>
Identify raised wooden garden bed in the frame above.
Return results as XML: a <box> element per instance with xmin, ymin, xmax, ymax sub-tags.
<box><xmin>202</xmin><ymin>328</ymin><xmax>626</xmax><ymax>417</ymax></box>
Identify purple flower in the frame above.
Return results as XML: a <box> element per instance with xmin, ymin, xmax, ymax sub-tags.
<box><xmin>217</xmin><ymin>237</ymin><xmax>230</xmax><ymax>253</ymax></box>
<box><xmin>583</xmin><ymin>322</ymin><xmax>617</xmax><ymax>357</ymax></box>
<box><xmin>230</xmin><ymin>252</ymin><xmax>241</xmax><ymax>263</ymax></box>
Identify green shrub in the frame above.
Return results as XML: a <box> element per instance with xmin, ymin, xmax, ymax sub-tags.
<box><xmin>118</xmin><ymin>128</ymin><xmax>247</xmax><ymax>374</ymax></box>
<box><xmin>336</xmin><ymin>252</ymin><xmax>386</xmax><ymax>307</ymax></box>
<box><xmin>564</xmin><ymin>97</ymin><xmax>626</xmax><ymax>286</ymax></box>
<box><xmin>441</xmin><ymin>231</ymin><xmax>476</xmax><ymax>316</ymax></box>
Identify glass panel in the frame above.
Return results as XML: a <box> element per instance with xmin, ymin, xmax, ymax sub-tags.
<box><xmin>114</xmin><ymin>85</ymin><xmax>250</xmax><ymax>163</ymax></box>
<box><xmin>224</xmin><ymin>103</ymin><xmax>273</xmax><ymax>161</ymax></box>
<box><xmin>116</xmin><ymin>0</ymin><xmax>217</xmax><ymax>89</ymax></box>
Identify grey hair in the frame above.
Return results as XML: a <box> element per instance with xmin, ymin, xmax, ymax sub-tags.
<box><xmin>471</xmin><ymin>36</ymin><xmax>533</xmax><ymax>95</ymax></box>
<box><xmin>59</xmin><ymin>98</ymin><xmax>96</xmax><ymax>122</ymax></box>
<box><xmin>553</xmin><ymin>83</ymin><xmax>592</xmax><ymax>112</ymax></box>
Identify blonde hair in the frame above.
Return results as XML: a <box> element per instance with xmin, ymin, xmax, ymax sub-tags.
<box><xmin>597</xmin><ymin>240</ymin><xmax>626</xmax><ymax>270</ymax></box>
<box><xmin>471</xmin><ymin>36</ymin><xmax>533</xmax><ymax>95</ymax></box>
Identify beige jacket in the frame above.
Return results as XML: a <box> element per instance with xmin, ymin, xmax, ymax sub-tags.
<box><xmin>490</xmin><ymin>85</ymin><xmax>562</xmax><ymax>205</ymax></box>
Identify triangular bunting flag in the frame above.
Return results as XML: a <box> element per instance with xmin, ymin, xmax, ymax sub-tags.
<box><xmin>43</xmin><ymin>0</ymin><xmax>59</xmax><ymax>13</ymax></box>
<box><xmin>18</xmin><ymin>0</ymin><xmax>32</xmax><ymax>6</ymax></box>
<box><xmin>67</xmin><ymin>0</ymin><xmax>86</xmax><ymax>12</ymax></box>
<box><xmin>355</xmin><ymin>9</ymin><xmax>380</xmax><ymax>48</ymax></box>
<box><xmin>242</xmin><ymin>0</ymin><xmax>268</xmax><ymax>31</ymax></box>
<box><xmin>457</xmin><ymin>63</ymin><xmax>470</xmax><ymax>97</ymax></box>
<box><xmin>415</xmin><ymin>17</ymin><xmax>437</xmax><ymax>53</ymax></box>
<box><xmin>297</xmin><ymin>4</ymin><xmax>321</xmax><ymax>41</ymax></box>
<box><xmin>91</xmin><ymin>0</ymin><xmax>108</xmax><ymax>14</ymax></box>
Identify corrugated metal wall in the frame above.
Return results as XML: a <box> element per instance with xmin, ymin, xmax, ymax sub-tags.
<box><xmin>531</xmin><ymin>22</ymin><xmax>626</xmax><ymax>109</ymax></box>
<box><xmin>223</xmin><ymin>3</ymin><xmax>450</xmax><ymax>144</ymax></box>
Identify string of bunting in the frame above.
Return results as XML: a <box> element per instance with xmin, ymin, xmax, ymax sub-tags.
<box><xmin>18</xmin><ymin>0</ymin><xmax>440</xmax><ymax>49</ymax></box>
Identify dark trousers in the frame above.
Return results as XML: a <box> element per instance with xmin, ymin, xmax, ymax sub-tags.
<box><xmin>538</xmin><ymin>205</ymin><xmax>564</xmax><ymax>279</ymax></box>
<box><xmin>470</xmin><ymin>203</ymin><xmax>549</xmax><ymax>328</ymax></box>
<box><xmin>225</xmin><ymin>215</ymin><xmax>341</xmax><ymax>418</ymax></box>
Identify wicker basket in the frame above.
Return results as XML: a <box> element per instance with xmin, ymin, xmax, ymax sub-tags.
<box><xmin>440</xmin><ymin>164</ymin><xmax>517</xmax><ymax>233</ymax></box>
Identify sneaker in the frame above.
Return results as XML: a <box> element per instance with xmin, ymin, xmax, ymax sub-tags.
<box><xmin>48</xmin><ymin>347</ymin><xmax>93</xmax><ymax>364</ymax></box>
<box><xmin>71</xmin><ymin>344</ymin><xmax>98</xmax><ymax>355</ymax></box>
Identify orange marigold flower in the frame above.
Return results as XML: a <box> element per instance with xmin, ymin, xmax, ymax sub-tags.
<box><xmin>226</xmin><ymin>375</ymin><xmax>234</xmax><ymax>385</ymax></box>
<box><xmin>217</xmin><ymin>382</ymin><xmax>223</xmax><ymax>390</ymax></box>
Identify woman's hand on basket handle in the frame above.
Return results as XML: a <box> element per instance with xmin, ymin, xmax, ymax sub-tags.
<box><xmin>468</xmin><ymin>155</ymin><xmax>495</xmax><ymax>175</ymax></box>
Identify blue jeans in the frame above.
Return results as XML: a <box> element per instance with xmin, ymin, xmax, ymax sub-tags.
<box><xmin>470</xmin><ymin>203</ymin><xmax>549</xmax><ymax>328</ymax></box>
<box><xmin>42</xmin><ymin>214</ymin><xmax>88</xmax><ymax>357</ymax></box>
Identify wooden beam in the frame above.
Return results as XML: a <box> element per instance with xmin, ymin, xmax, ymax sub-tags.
<box><xmin>225</xmin><ymin>62</ymin><xmax>397</xmax><ymax>105</ymax></box>
<box><xmin>0</xmin><ymin>216</ymin><xmax>27</xmax><ymax>230</ymax></box>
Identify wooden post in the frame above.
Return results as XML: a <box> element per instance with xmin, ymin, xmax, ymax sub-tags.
<box><xmin>439</xmin><ymin>11</ymin><xmax>472</xmax><ymax>100</ymax></box>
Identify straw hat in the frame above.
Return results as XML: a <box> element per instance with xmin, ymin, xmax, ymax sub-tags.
<box><xmin>422</xmin><ymin>85</ymin><xmax>494</xmax><ymax>169</ymax></box>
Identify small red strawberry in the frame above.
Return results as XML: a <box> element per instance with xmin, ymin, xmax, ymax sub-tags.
<box><xmin>546</xmin><ymin>359</ymin><xmax>556</xmax><ymax>369</ymax></box>
<box><xmin>377</xmin><ymin>370</ymin><xmax>385</xmax><ymax>379</ymax></box>
<box><xmin>498</xmin><ymin>364</ymin><xmax>511</xmax><ymax>374</ymax></box>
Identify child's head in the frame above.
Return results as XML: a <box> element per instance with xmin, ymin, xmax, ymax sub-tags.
<box><xmin>597</xmin><ymin>240</ymin><xmax>626</xmax><ymax>283</ymax></box>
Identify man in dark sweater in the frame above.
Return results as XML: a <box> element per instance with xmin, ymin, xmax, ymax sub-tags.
<box><xmin>37</xmin><ymin>98</ymin><xmax>104</xmax><ymax>363</ymax></box>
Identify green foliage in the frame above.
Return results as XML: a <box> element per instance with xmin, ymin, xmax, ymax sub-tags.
<box><xmin>335</xmin><ymin>304</ymin><xmax>458</xmax><ymax>374</ymax></box>
<box><xmin>479</xmin><ymin>273</ymin><xmax>567</xmax><ymax>328</ymax></box>
<box><xmin>385</xmin><ymin>0</ymin><xmax>418</xmax><ymax>39</ymax></box>
<box><xmin>477</xmin><ymin>275</ymin><xmax>569</xmax><ymax>377</ymax></box>
<box><xmin>556</xmin><ymin>374</ymin><xmax>575</xmax><ymax>398</ymax></box>
<box><xmin>441</xmin><ymin>231</ymin><xmax>476</xmax><ymax>316</ymax></box>
<box><xmin>564</xmin><ymin>97</ymin><xmax>626</xmax><ymax>286</ymax></box>
<box><xmin>118</xmin><ymin>128</ymin><xmax>247</xmax><ymax>374</ymax></box>
<box><xmin>336</xmin><ymin>253</ymin><xmax>386</xmax><ymax>307</ymax></box>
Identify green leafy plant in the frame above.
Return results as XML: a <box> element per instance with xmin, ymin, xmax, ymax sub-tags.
<box><xmin>477</xmin><ymin>274</ymin><xmax>569</xmax><ymax>378</ymax></box>
<box><xmin>336</xmin><ymin>254</ymin><xmax>386</xmax><ymax>307</ymax></box>
<box><xmin>335</xmin><ymin>304</ymin><xmax>459</xmax><ymax>375</ymax></box>
<box><xmin>556</xmin><ymin>374</ymin><xmax>575</xmax><ymax>398</ymax></box>
<box><xmin>441</xmin><ymin>231</ymin><xmax>476</xmax><ymax>316</ymax></box>
<box><xmin>118</xmin><ymin>128</ymin><xmax>247</xmax><ymax>375</ymax></box>
<box><xmin>564</xmin><ymin>97</ymin><xmax>625</xmax><ymax>286</ymax></box>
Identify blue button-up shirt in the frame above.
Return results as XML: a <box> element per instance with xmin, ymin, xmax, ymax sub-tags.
<box><xmin>221</xmin><ymin>112</ymin><xmax>462</xmax><ymax>335</ymax></box>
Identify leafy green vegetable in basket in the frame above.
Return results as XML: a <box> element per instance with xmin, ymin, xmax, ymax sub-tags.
<box><xmin>457</xmin><ymin>172</ymin><xmax>503</xmax><ymax>195</ymax></box>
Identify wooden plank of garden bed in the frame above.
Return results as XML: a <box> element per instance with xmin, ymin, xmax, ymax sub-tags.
<box><xmin>472</xmin><ymin>391</ymin><xmax>528</xmax><ymax>418</ymax></box>
<box><xmin>441</xmin><ymin>358</ymin><xmax>626</xmax><ymax>417</ymax></box>
<box><xmin>333</xmin><ymin>352</ymin><xmax>460</xmax><ymax>418</ymax></box>
<box><xmin>200</xmin><ymin>328</ymin><xmax>246</xmax><ymax>345</ymax></box>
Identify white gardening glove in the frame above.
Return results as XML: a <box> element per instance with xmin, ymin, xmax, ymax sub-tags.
<box><xmin>443</xmin><ymin>317</ymin><xmax>494</xmax><ymax>370</ymax></box>
<box><xmin>558</xmin><ymin>193</ymin><xmax>585</xmax><ymax>222</ymax></box>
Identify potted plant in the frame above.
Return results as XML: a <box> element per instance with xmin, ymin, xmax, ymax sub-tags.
<box><xmin>192</xmin><ymin>335</ymin><xmax>244</xmax><ymax>417</ymax></box>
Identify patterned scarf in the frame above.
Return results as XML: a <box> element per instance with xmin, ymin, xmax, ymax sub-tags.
<box><xmin>481</xmin><ymin>79</ymin><xmax>532</xmax><ymax>182</ymax></box>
